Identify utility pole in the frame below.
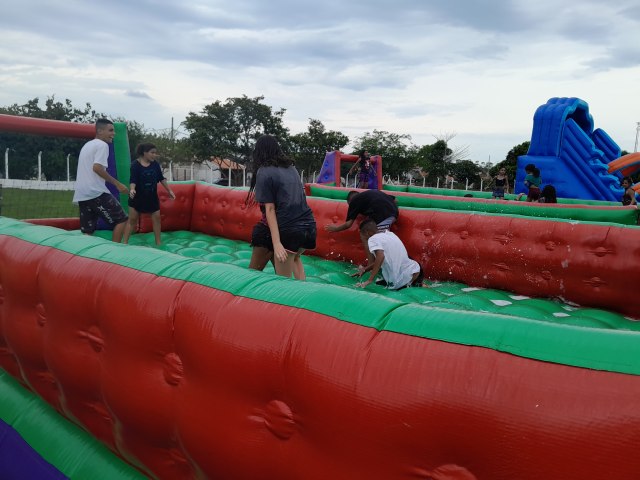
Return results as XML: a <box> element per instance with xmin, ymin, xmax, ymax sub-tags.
<box><xmin>169</xmin><ymin>117</ymin><xmax>175</xmax><ymax>182</ymax></box>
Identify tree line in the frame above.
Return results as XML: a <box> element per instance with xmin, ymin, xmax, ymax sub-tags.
<box><xmin>0</xmin><ymin>95</ymin><xmax>530</xmax><ymax>187</ymax></box>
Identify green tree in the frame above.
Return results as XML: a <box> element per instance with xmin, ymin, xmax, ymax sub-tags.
<box><xmin>183</xmin><ymin>95</ymin><xmax>289</xmax><ymax>164</ymax></box>
<box><xmin>352</xmin><ymin>130</ymin><xmax>416</xmax><ymax>178</ymax></box>
<box><xmin>413</xmin><ymin>140</ymin><xmax>452</xmax><ymax>185</ymax></box>
<box><xmin>142</xmin><ymin>131</ymin><xmax>193</xmax><ymax>164</ymax></box>
<box><xmin>449</xmin><ymin>159</ymin><xmax>482</xmax><ymax>189</ymax></box>
<box><xmin>0</xmin><ymin>96</ymin><xmax>105</xmax><ymax>180</ymax></box>
<box><xmin>489</xmin><ymin>141</ymin><xmax>530</xmax><ymax>182</ymax></box>
<box><xmin>289</xmin><ymin>119</ymin><xmax>349</xmax><ymax>177</ymax></box>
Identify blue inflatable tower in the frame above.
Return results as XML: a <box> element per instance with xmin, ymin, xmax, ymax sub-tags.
<box><xmin>516</xmin><ymin>97</ymin><xmax>623</xmax><ymax>201</ymax></box>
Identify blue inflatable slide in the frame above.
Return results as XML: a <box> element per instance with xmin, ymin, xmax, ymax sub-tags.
<box><xmin>516</xmin><ymin>97</ymin><xmax>624</xmax><ymax>202</ymax></box>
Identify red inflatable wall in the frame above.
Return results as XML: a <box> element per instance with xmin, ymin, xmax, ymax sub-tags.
<box><xmin>140</xmin><ymin>183</ymin><xmax>639</xmax><ymax>317</ymax></box>
<box><xmin>2</xmin><ymin>231</ymin><xmax>640</xmax><ymax>480</ymax></box>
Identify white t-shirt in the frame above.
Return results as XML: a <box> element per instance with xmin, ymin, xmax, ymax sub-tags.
<box><xmin>72</xmin><ymin>138</ymin><xmax>111</xmax><ymax>203</ymax></box>
<box><xmin>368</xmin><ymin>230</ymin><xmax>421</xmax><ymax>289</ymax></box>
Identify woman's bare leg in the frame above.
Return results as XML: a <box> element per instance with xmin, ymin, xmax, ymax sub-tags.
<box><xmin>249</xmin><ymin>246</ymin><xmax>273</xmax><ymax>271</ymax></box>
<box><xmin>123</xmin><ymin>208</ymin><xmax>140</xmax><ymax>244</ymax></box>
<box><xmin>292</xmin><ymin>250</ymin><xmax>306</xmax><ymax>281</ymax></box>
<box><xmin>150</xmin><ymin>211</ymin><xmax>162</xmax><ymax>245</ymax></box>
<box><xmin>273</xmin><ymin>251</ymin><xmax>298</xmax><ymax>278</ymax></box>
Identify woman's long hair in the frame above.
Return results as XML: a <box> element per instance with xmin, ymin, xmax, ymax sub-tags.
<box><xmin>135</xmin><ymin>143</ymin><xmax>156</xmax><ymax>159</ymax></box>
<box><xmin>245</xmin><ymin>135</ymin><xmax>293</xmax><ymax>206</ymax></box>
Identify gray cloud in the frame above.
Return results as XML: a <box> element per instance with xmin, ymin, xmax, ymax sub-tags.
<box><xmin>125</xmin><ymin>90</ymin><xmax>153</xmax><ymax>99</ymax></box>
<box><xmin>2</xmin><ymin>0</ymin><xmax>639</xmax><ymax>161</ymax></box>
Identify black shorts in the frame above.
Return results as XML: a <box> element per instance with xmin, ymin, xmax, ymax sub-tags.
<box><xmin>251</xmin><ymin>222</ymin><xmax>317</xmax><ymax>252</ymax></box>
<box><xmin>129</xmin><ymin>192</ymin><xmax>160</xmax><ymax>213</ymax></box>
<box><xmin>78</xmin><ymin>192</ymin><xmax>128</xmax><ymax>234</ymax></box>
<box><xmin>527</xmin><ymin>186</ymin><xmax>541</xmax><ymax>202</ymax></box>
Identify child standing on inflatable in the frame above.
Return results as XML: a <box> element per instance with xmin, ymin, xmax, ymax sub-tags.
<box><xmin>348</xmin><ymin>150</ymin><xmax>373</xmax><ymax>189</ymax></box>
<box><xmin>621</xmin><ymin>176</ymin><xmax>637</xmax><ymax>206</ymax></box>
<box><xmin>246</xmin><ymin>135</ymin><xmax>316</xmax><ymax>280</ymax></box>
<box><xmin>517</xmin><ymin>164</ymin><xmax>542</xmax><ymax>202</ymax></box>
<box><xmin>123</xmin><ymin>143</ymin><xmax>175</xmax><ymax>245</ymax></box>
<box><xmin>491</xmin><ymin>167</ymin><xmax>510</xmax><ymax>199</ymax></box>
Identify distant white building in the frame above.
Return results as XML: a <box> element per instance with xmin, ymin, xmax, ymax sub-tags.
<box><xmin>168</xmin><ymin>157</ymin><xmax>246</xmax><ymax>186</ymax></box>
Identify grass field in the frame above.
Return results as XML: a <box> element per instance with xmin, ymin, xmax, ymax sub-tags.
<box><xmin>0</xmin><ymin>187</ymin><xmax>78</xmax><ymax>219</ymax></box>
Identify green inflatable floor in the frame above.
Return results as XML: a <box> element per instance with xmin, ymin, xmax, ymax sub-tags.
<box><xmin>98</xmin><ymin>230</ymin><xmax>639</xmax><ymax>332</ymax></box>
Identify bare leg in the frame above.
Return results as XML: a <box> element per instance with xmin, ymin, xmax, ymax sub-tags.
<box><xmin>151</xmin><ymin>210</ymin><xmax>162</xmax><ymax>245</ymax></box>
<box><xmin>249</xmin><ymin>246</ymin><xmax>273</xmax><ymax>271</ymax></box>
<box><xmin>112</xmin><ymin>221</ymin><xmax>127</xmax><ymax>243</ymax></box>
<box><xmin>292</xmin><ymin>250</ymin><xmax>306</xmax><ymax>281</ymax></box>
<box><xmin>273</xmin><ymin>251</ymin><xmax>298</xmax><ymax>278</ymax></box>
<box><xmin>123</xmin><ymin>208</ymin><xmax>140</xmax><ymax>244</ymax></box>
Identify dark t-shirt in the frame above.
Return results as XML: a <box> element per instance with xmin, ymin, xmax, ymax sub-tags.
<box><xmin>255</xmin><ymin>165</ymin><xmax>315</xmax><ymax>231</ymax></box>
<box><xmin>129</xmin><ymin>160</ymin><xmax>165</xmax><ymax>213</ymax></box>
<box><xmin>346</xmin><ymin>190</ymin><xmax>398</xmax><ymax>223</ymax></box>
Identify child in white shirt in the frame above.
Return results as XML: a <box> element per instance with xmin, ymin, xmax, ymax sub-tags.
<box><xmin>354</xmin><ymin>219</ymin><xmax>422</xmax><ymax>290</ymax></box>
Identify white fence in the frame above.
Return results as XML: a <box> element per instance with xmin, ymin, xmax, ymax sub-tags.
<box><xmin>0</xmin><ymin>179</ymin><xmax>75</xmax><ymax>191</ymax></box>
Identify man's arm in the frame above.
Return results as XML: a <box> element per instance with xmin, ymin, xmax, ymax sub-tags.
<box><xmin>160</xmin><ymin>179</ymin><xmax>176</xmax><ymax>199</ymax></box>
<box><xmin>93</xmin><ymin>164</ymin><xmax>129</xmax><ymax>194</ymax></box>
<box><xmin>325</xmin><ymin>218</ymin><xmax>355</xmax><ymax>232</ymax></box>
<box><xmin>356</xmin><ymin>250</ymin><xmax>384</xmax><ymax>288</ymax></box>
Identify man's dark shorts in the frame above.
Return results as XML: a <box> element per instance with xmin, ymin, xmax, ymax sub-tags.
<box><xmin>251</xmin><ymin>222</ymin><xmax>317</xmax><ymax>252</ymax></box>
<box><xmin>78</xmin><ymin>192</ymin><xmax>128</xmax><ymax>234</ymax></box>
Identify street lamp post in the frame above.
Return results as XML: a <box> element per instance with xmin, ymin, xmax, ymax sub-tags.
<box><xmin>635</xmin><ymin>122</ymin><xmax>640</xmax><ymax>153</ymax></box>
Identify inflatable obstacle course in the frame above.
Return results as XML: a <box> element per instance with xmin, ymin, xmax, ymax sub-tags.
<box><xmin>309</xmin><ymin>184</ymin><xmax>639</xmax><ymax>225</ymax></box>
<box><xmin>517</xmin><ymin>97</ymin><xmax>627</xmax><ymax>202</ymax></box>
<box><xmin>2</xmin><ymin>212</ymin><xmax>640</xmax><ymax>479</ymax></box>
<box><xmin>2</xmin><ymin>109</ymin><xmax>640</xmax><ymax>479</ymax></box>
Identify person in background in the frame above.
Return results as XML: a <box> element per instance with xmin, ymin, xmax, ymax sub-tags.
<box><xmin>517</xmin><ymin>164</ymin><xmax>542</xmax><ymax>202</ymax></box>
<box><xmin>353</xmin><ymin>219</ymin><xmax>422</xmax><ymax>290</ymax></box>
<box><xmin>123</xmin><ymin>143</ymin><xmax>175</xmax><ymax>245</ymax></box>
<box><xmin>325</xmin><ymin>190</ymin><xmax>398</xmax><ymax>233</ymax></box>
<box><xmin>491</xmin><ymin>167</ymin><xmax>510</xmax><ymax>199</ymax></box>
<box><xmin>72</xmin><ymin>118</ymin><xmax>129</xmax><ymax>242</ymax></box>
<box><xmin>245</xmin><ymin>135</ymin><xmax>316</xmax><ymax>280</ymax></box>
<box><xmin>621</xmin><ymin>176</ymin><xmax>637</xmax><ymax>206</ymax></box>
<box><xmin>538</xmin><ymin>185</ymin><xmax>557</xmax><ymax>204</ymax></box>
<box><xmin>348</xmin><ymin>150</ymin><xmax>372</xmax><ymax>189</ymax></box>
<box><xmin>325</xmin><ymin>189</ymin><xmax>399</xmax><ymax>269</ymax></box>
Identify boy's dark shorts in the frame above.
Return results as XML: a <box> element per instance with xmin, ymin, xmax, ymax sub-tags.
<box><xmin>251</xmin><ymin>222</ymin><xmax>317</xmax><ymax>252</ymax></box>
<box><xmin>527</xmin><ymin>186</ymin><xmax>541</xmax><ymax>202</ymax></box>
<box><xmin>78</xmin><ymin>192</ymin><xmax>128</xmax><ymax>234</ymax></box>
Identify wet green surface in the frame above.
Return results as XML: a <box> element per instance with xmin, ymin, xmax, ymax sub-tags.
<box><xmin>107</xmin><ymin>229</ymin><xmax>640</xmax><ymax>331</ymax></box>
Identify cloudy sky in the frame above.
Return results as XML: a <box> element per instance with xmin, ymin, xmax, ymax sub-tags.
<box><xmin>1</xmin><ymin>0</ymin><xmax>639</xmax><ymax>163</ymax></box>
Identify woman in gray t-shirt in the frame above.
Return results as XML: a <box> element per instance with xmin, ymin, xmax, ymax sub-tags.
<box><xmin>245</xmin><ymin>135</ymin><xmax>316</xmax><ymax>280</ymax></box>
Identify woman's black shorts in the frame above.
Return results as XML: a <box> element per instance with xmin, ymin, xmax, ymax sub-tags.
<box><xmin>251</xmin><ymin>222</ymin><xmax>316</xmax><ymax>252</ymax></box>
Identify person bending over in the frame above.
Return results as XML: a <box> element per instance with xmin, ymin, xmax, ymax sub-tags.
<box><xmin>325</xmin><ymin>190</ymin><xmax>398</xmax><ymax>233</ymax></box>
<box><xmin>325</xmin><ymin>189</ymin><xmax>399</xmax><ymax>266</ymax></box>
